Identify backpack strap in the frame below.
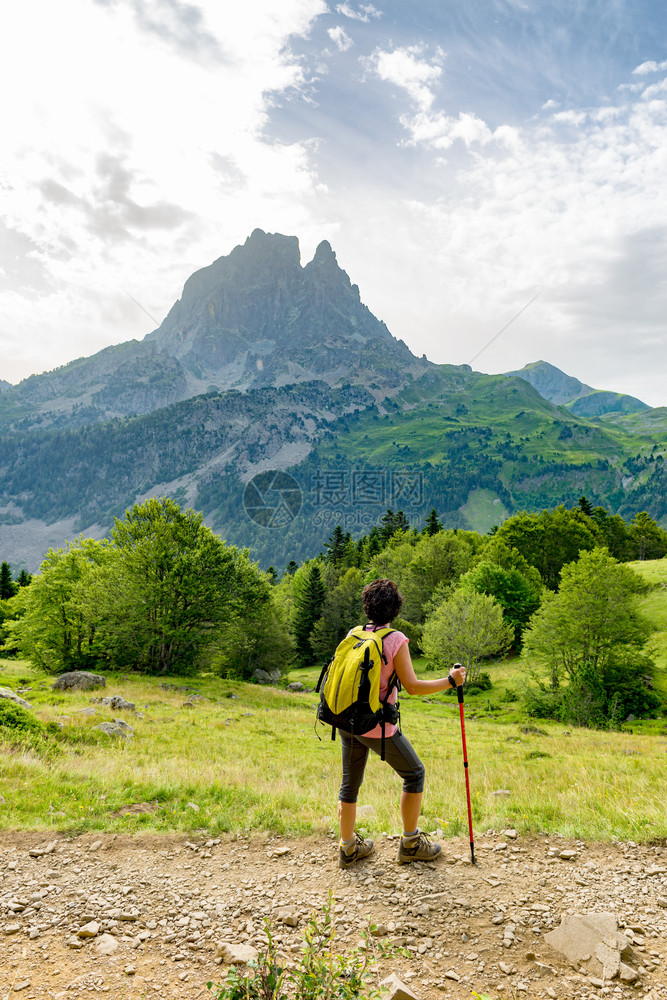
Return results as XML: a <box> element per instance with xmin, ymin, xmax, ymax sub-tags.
<box><xmin>315</xmin><ymin>660</ymin><xmax>330</xmax><ymax>694</ymax></box>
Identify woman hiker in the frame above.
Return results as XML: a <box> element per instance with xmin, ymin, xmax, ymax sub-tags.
<box><xmin>337</xmin><ymin>577</ymin><xmax>466</xmax><ymax>868</ymax></box>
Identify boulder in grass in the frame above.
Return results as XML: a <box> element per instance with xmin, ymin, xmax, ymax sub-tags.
<box><xmin>0</xmin><ymin>687</ymin><xmax>32</xmax><ymax>710</ymax></box>
<box><xmin>53</xmin><ymin>671</ymin><xmax>106</xmax><ymax>691</ymax></box>
<box><xmin>95</xmin><ymin>721</ymin><xmax>134</xmax><ymax>739</ymax></box>
<box><xmin>252</xmin><ymin>668</ymin><xmax>281</xmax><ymax>685</ymax></box>
<box><xmin>93</xmin><ymin>695</ymin><xmax>135</xmax><ymax>711</ymax></box>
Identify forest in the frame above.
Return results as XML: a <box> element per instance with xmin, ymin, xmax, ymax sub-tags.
<box><xmin>2</xmin><ymin>495</ymin><xmax>666</xmax><ymax>730</ymax></box>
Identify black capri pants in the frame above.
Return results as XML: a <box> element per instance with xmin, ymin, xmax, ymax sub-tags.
<box><xmin>338</xmin><ymin>730</ymin><xmax>425</xmax><ymax>803</ymax></box>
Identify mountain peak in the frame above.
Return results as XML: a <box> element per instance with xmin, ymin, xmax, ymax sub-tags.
<box><xmin>506</xmin><ymin>361</ymin><xmax>591</xmax><ymax>405</ymax></box>
<box><xmin>146</xmin><ymin>230</ymin><xmax>421</xmax><ymax>391</ymax></box>
<box><xmin>312</xmin><ymin>239</ymin><xmax>335</xmax><ymax>261</ymax></box>
<box><xmin>506</xmin><ymin>360</ymin><xmax>648</xmax><ymax>416</ymax></box>
<box><xmin>231</xmin><ymin>228</ymin><xmax>301</xmax><ymax>268</ymax></box>
<box><xmin>0</xmin><ymin>231</ymin><xmax>426</xmax><ymax>430</ymax></box>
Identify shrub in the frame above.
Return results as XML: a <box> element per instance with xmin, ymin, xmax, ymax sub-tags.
<box><xmin>207</xmin><ymin>893</ymin><xmax>381</xmax><ymax>1000</ymax></box>
<box><xmin>524</xmin><ymin>654</ymin><xmax>662</xmax><ymax>728</ymax></box>
<box><xmin>602</xmin><ymin>653</ymin><xmax>662</xmax><ymax>722</ymax></box>
<box><xmin>523</xmin><ymin>685</ymin><xmax>563</xmax><ymax>720</ymax></box>
<box><xmin>466</xmin><ymin>671</ymin><xmax>492</xmax><ymax>693</ymax></box>
<box><xmin>0</xmin><ymin>699</ymin><xmax>44</xmax><ymax>735</ymax></box>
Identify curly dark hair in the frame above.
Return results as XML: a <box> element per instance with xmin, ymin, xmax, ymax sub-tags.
<box><xmin>361</xmin><ymin>578</ymin><xmax>404</xmax><ymax>624</ymax></box>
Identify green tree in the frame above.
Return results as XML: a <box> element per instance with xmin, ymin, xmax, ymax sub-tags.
<box><xmin>629</xmin><ymin>511</ymin><xmax>667</xmax><ymax>561</ymax></box>
<box><xmin>292</xmin><ymin>562</ymin><xmax>326</xmax><ymax>664</ymax></box>
<box><xmin>98</xmin><ymin>498</ymin><xmax>239</xmax><ymax>675</ymax></box>
<box><xmin>379</xmin><ymin>509</ymin><xmax>410</xmax><ymax>544</ymax></box>
<box><xmin>590</xmin><ymin>508</ymin><xmax>635</xmax><ymax>562</ymax></box>
<box><xmin>310</xmin><ymin>567</ymin><xmax>365</xmax><ymax>662</ymax></box>
<box><xmin>422</xmin><ymin>589</ymin><xmax>513</xmax><ymax>686</ymax></box>
<box><xmin>6</xmin><ymin>538</ymin><xmax>111</xmax><ymax>672</ymax></box>
<box><xmin>212</xmin><ymin>551</ymin><xmax>293</xmax><ymax>679</ymax></box>
<box><xmin>16</xmin><ymin>569</ymin><xmax>32</xmax><ymax>588</ymax></box>
<box><xmin>577</xmin><ymin>495</ymin><xmax>593</xmax><ymax>517</ymax></box>
<box><xmin>477</xmin><ymin>536</ymin><xmax>543</xmax><ymax>594</ymax></box>
<box><xmin>0</xmin><ymin>562</ymin><xmax>16</xmax><ymax>600</ymax></box>
<box><xmin>400</xmin><ymin>530</ymin><xmax>478</xmax><ymax>623</ymax></box>
<box><xmin>495</xmin><ymin>505</ymin><xmax>598</xmax><ymax>589</ymax></box>
<box><xmin>423</xmin><ymin>508</ymin><xmax>443</xmax><ymax>536</ymax></box>
<box><xmin>366</xmin><ymin>539</ymin><xmax>416</xmax><ymax>592</ymax></box>
<box><xmin>461</xmin><ymin>560</ymin><xmax>541</xmax><ymax>641</ymax></box>
<box><xmin>523</xmin><ymin>548</ymin><xmax>656</xmax><ymax>723</ymax></box>
<box><xmin>323</xmin><ymin>525</ymin><xmax>354</xmax><ymax>567</ymax></box>
<box><xmin>362</xmin><ymin>527</ymin><xmax>383</xmax><ymax>559</ymax></box>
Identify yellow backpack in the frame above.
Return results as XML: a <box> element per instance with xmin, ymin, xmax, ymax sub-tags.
<box><xmin>315</xmin><ymin>625</ymin><xmax>400</xmax><ymax>759</ymax></box>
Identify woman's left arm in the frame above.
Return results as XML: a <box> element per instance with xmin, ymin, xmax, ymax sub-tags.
<box><xmin>393</xmin><ymin>642</ymin><xmax>466</xmax><ymax>695</ymax></box>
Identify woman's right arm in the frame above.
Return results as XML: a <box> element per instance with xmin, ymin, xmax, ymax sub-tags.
<box><xmin>393</xmin><ymin>642</ymin><xmax>466</xmax><ymax>695</ymax></box>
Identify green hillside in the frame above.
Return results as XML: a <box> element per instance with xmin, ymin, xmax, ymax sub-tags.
<box><xmin>1</xmin><ymin>364</ymin><xmax>666</xmax><ymax>570</ymax></box>
<box><xmin>629</xmin><ymin>559</ymin><xmax>667</xmax><ymax>691</ymax></box>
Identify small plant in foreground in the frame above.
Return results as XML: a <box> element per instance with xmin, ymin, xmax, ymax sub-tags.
<box><xmin>207</xmin><ymin>893</ymin><xmax>381</xmax><ymax>1000</ymax></box>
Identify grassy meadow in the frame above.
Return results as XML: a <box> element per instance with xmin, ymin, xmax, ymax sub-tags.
<box><xmin>1</xmin><ymin>558</ymin><xmax>666</xmax><ymax>845</ymax></box>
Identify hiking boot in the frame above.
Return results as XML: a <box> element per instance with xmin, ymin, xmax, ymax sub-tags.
<box><xmin>338</xmin><ymin>833</ymin><xmax>374</xmax><ymax>869</ymax></box>
<box><xmin>397</xmin><ymin>831</ymin><xmax>442</xmax><ymax>864</ymax></box>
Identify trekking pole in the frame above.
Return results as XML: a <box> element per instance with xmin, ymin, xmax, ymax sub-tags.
<box><xmin>453</xmin><ymin>664</ymin><xmax>476</xmax><ymax>865</ymax></box>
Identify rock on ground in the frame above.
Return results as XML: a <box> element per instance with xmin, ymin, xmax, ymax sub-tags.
<box><xmin>0</xmin><ymin>830</ymin><xmax>665</xmax><ymax>1000</ymax></box>
<box><xmin>0</xmin><ymin>687</ymin><xmax>32</xmax><ymax>709</ymax></box>
<box><xmin>53</xmin><ymin>671</ymin><xmax>106</xmax><ymax>691</ymax></box>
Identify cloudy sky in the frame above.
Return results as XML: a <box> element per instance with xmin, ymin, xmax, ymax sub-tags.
<box><xmin>2</xmin><ymin>0</ymin><xmax>667</xmax><ymax>405</ymax></box>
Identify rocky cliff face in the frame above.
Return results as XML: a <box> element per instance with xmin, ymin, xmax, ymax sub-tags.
<box><xmin>146</xmin><ymin>229</ymin><xmax>422</xmax><ymax>392</ymax></box>
<box><xmin>1</xmin><ymin>231</ymin><xmax>426</xmax><ymax>431</ymax></box>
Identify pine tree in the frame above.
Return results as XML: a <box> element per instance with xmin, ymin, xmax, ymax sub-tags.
<box><xmin>380</xmin><ymin>508</ymin><xmax>410</xmax><ymax>542</ymax></box>
<box><xmin>379</xmin><ymin>509</ymin><xmax>396</xmax><ymax>544</ymax></box>
<box><xmin>394</xmin><ymin>510</ymin><xmax>410</xmax><ymax>533</ymax></box>
<box><xmin>285</xmin><ymin>560</ymin><xmax>299</xmax><ymax>576</ymax></box>
<box><xmin>324</xmin><ymin>525</ymin><xmax>347</xmax><ymax>565</ymax></box>
<box><xmin>424</xmin><ymin>508</ymin><xmax>443</xmax><ymax>536</ymax></box>
<box><xmin>17</xmin><ymin>569</ymin><xmax>32</xmax><ymax>588</ymax></box>
<box><xmin>578</xmin><ymin>496</ymin><xmax>593</xmax><ymax>517</ymax></box>
<box><xmin>0</xmin><ymin>562</ymin><xmax>16</xmax><ymax>600</ymax></box>
<box><xmin>292</xmin><ymin>563</ymin><xmax>326</xmax><ymax>663</ymax></box>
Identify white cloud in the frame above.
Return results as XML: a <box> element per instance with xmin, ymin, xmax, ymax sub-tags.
<box><xmin>2</xmin><ymin>1</ymin><xmax>667</xmax><ymax>410</ymax></box>
<box><xmin>551</xmin><ymin>110</ymin><xmax>588</xmax><ymax>125</ymax></box>
<box><xmin>319</xmin><ymin>64</ymin><xmax>667</xmax><ymax>407</ymax></box>
<box><xmin>327</xmin><ymin>25</ymin><xmax>353</xmax><ymax>52</ymax></box>
<box><xmin>0</xmin><ymin>0</ymin><xmax>328</xmax><ymax>380</ymax></box>
<box><xmin>336</xmin><ymin>2</ymin><xmax>381</xmax><ymax>22</ymax></box>
<box><xmin>370</xmin><ymin>45</ymin><xmax>515</xmax><ymax>151</ymax></box>
<box><xmin>371</xmin><ymin>46</ymin><xmax>443</xmax><ymax>110</ymax></box>
<box><xmin>641</xmin><ymin>78</ymin><xmax>667</xmax><ymax>100</ymax></box>
<box><xmin>400</xmin><ymin>109</ymin><xmax>495</xmax><ymax>150</ymax></box>
<box><xmin>633</xmin><ymin>59</ymin><xmax>667</xmax><ymax>75</ymax></box>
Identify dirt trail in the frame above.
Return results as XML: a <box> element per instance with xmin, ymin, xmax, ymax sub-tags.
<box><xmin>1</xmin><ymin>829</ymin><xmax>666</xmax><ymax>1000</ymax></box>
